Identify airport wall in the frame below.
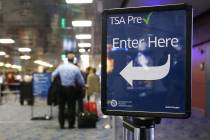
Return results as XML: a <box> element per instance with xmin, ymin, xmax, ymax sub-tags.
<box><xmin>193</xmin><ymin>10</ymin><xmax>210</xmax><ymax>115</ymax></box>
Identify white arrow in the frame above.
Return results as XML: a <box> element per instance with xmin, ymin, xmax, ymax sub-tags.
<box><xmin>120</xmin><ymin>54</ymin><xmax>171</xmax><ymax>86</ymax></box>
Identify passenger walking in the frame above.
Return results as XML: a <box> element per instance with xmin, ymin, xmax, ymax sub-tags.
<box><xmin>52</xmin><ymin>52</ymin><xmax>85</xmax><ymax>129</ymax></box>
<box><xmin>86</xmin><ymin>67</ymin><xmax>100</xmax><ymax>101</ymax></box>
<box><xmin>85</xmin><ymin>66</ymin><xmax>91</xmax><ymax>83</ymax></box>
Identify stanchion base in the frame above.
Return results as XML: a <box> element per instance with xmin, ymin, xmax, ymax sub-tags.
<box><xmin>31</xmin><ymin>115</ymin><xmax>53</xmax><ymax>120</ymax></box>
<box><xmin>123</xmin><ymin>117</ymin><xmax>161</xmax><ymax>140</ymax></box>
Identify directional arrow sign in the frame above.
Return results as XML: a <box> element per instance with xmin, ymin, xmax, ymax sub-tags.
<box><xmin>120</xmin><ymin>54</ymin><xmax>171</xmax><ymax>86</ymax></box>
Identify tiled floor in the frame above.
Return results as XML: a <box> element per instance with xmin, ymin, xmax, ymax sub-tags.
<box><xmin>114</xmin><ymin>109</ymin><xmax>210</xmax><ymax>140</ymax></box>
<box><xmin>0</xmin><ymin>94</ymin><xmax>210</xmax><ymax>140</ymax></box>
<box><xmin>0</xmin><ymin>95</ymin><xmax>113</xmax><ymax>140</ymax></box>
<box><xmin>156</xmin><ymin>109</ymin><xmax>210</xmax><ymax>140</ymax></box>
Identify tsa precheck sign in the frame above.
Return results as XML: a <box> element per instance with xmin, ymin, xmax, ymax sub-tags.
<box><xmin>102</xmin><ymin>4</ymin><xmax>192</xmax><ymax>118</ymax></box>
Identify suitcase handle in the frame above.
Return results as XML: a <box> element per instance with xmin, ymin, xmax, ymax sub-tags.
<box><xmin>86</xmin><ymin>95</ymin><xmax>90</xmax><ymax>111</ymax></box>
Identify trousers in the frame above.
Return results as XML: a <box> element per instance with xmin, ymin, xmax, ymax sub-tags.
<box><xmin>58</xmin><ymin>86</ymin><xmax>76</xmax><ymax>127</ymax></box>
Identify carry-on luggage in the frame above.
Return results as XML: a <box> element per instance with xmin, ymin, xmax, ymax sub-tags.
<box><xmin>78</xmin><ymin>98</ymin><xmax>98</xmax><ymax>128</ymax></box>
<box><xmin>84</xmin><ymin>101</ymin><xmax>97</xmax><ymax>113</ymax></box>
<box><xmin>78</xmin><ymin>112</ymin><xmax>98</xmax><ymax>128</ymax></box>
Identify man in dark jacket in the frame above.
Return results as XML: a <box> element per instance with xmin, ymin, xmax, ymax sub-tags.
<box><xmin>52</xmin><ymin>52</ymin><xmax>85</xmax><ymax>129</ymax></box>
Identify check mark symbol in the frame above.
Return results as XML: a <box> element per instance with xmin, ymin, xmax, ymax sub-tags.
<box><xmin>143</xmin><ymin>12</ymin><xmax>153</xmax><ymax>25</ymax></box>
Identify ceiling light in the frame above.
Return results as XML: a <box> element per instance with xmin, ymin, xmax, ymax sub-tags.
<box><xmin>18</xmin><ymin>48</ymin><xmax>31</xmax><ymax>52</ymax></box>
<box><xmin>80</xmin><ymin>54</ymin><xmax>90</xmax><ymax>71</ymax></box>
<box><xmin>15</xmin><ymin>75</ymin><xmax>22</xmax><ymax>80</ymax></box>
<box><xmin>66</xmin><ymin>0</ymin><xmax>93</xmax><ymax>4</ymax></box>
<box><xmin>11</xmin><ymin>65</ymin><xmax>22</xmax><ymax>70</ymax></box>
<box><xmin>0</xmin><ymin>38</ymin><xmax>15</xmax><ymax>44</ymax></box>
<box><xmin>5</xmin><ymin>55</ymin><xmax>9</xmax><ymax>58</ymax></box>
<box><xmin>79</xmin><ymin>49</ymin><xmax>86</xmax><ymax>53</ymax></box>
<box><xmin>72</xmin><ymin>20</ymin><xmax>92</xmax><ymax>27</ymax></box>
<box><xmin>75</xmin><ymin>34</ymin><xmax>92</xmax><ymax>40</ymax></box>
<box><xmin>78</xmin><ymin>43</ymin><xmax>91</xmax><ymax>48</ymax></box>
<box><xmin>20</xmin><ymin>55</ymin><xmax>31</xmax><ymax>60</ymax></box>
<box><xmin>4</xmin><ymin>63</ymin><xmax>11</xmax><ymax>68</ymax></box>
<box><xmin>34</xmin><ymin>60</ymin><xmax>53</xmax><ymax>68</ymax></box>
<box><xmin>0</xmin><ymin>62</ymin><xmax>4</xmax><ymax>66</ymax></box>
<box><xmin>0</xmin><ymin>51</ymin><xmax>6</xmax><ymax>56</ymax></box>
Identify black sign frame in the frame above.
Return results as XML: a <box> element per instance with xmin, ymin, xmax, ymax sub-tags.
<box><xmin>101</xmin><ymin>4</ymin><xmax>192</xmax><ymax>118</ymax></box>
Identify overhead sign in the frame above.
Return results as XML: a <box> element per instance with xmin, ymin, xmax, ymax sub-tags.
<box><xmin>32</xmin><ymin>73</ymin><xmax>51</xmax><ymax>97</ymax></box>
<box><xmin>101</xmin><ymin>4</ymin><xmax>192</xmax><ymax>118</ymax></box>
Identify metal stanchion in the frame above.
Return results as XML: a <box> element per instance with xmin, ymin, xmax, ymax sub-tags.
<box><xmin>123</xmin><ymin>126</ymin><xmax>129</xmax><ymax>140</ymax></box>
<box><xmin>123</xmin><ymin>117</ymin><xmax>160</xmax><ymax>140</ymax></box>
<box><xmin>113</xmin><ymin>116</ymin><xmax>116</xmax><ymax>140</ymax></box>
<box><xmin>134</xmin><ymin>128</ymin><xmax>140</xmax><ymax>140</ymax></box>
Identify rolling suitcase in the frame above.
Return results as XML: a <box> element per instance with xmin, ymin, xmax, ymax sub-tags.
<box><xmin>78</xmin><ymin>99</ymin><xmax>98</xmax><ymax>128</ymax></box>
<box><xmin>78</xmin><ymin>112</ymin><xmax>98</xmax><ymax>128</ymax></box>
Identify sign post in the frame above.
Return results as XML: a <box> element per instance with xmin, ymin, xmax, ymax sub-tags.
<box><xmin>102</xmin><ymin>4</ymin><xmax>192</xmax><ymax>140</ymax></box>
<box><xmin>123</xmin><ymin>117</ymin><xmax>161</xmax><ymax>140</ymax></box>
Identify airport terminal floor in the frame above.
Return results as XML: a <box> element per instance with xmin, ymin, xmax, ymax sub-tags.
<box><xmin>1</xmin><ymin>0</ymin><xmax>210</xmax><ymax>140</ymax></box>
<box><xmin>0</xmin><ymin>94</ymin><xmax>113</xmax><ymax>140</ymax></box>
<box><xmin>0</xmin><ymin>94</ymin><xmax>210</xmax><ymax>140</ymax></box>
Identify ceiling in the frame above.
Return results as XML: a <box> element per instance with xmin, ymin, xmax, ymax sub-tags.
<box><xmin>0</xmin><ymin>0</ymin><xmax>97</xmax><ymax>73</ymax></box>
<box><xmin>126</xmin><ymin>0</ymin><xmax>210</xmax><ymax>16</ymax></box>
<box><xmin>0</xmin><ymin>0</ymin><xmax>209</xmax><ymax>73</ymax></box>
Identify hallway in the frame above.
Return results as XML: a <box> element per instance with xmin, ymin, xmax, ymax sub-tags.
<box><xmin>0</xmin><ymin>95</ymin><xmax>112</xmax><ymax>140</ymax></box>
